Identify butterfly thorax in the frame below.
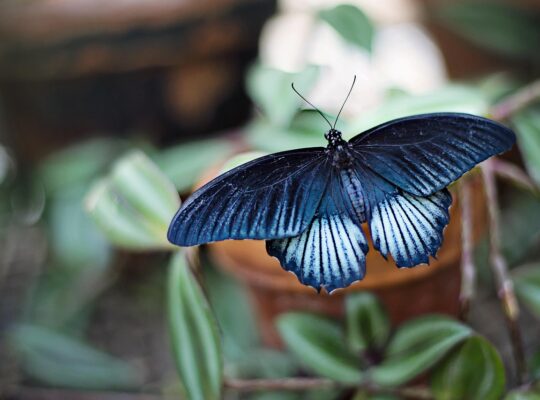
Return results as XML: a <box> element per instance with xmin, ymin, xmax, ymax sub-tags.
<box><xmin>325</xmin><ymin>129</ymin><xmax>346</xmax><ymax>147</ymax></box>
<box><xmin>325</xmin><ymin>129</ymin><xmax>354</xmax><ymax>168</ymax></box>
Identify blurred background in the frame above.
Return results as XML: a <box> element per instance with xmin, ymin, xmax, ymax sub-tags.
<box><xmin>1</xmin><ymin>0</ymin><xmax>540</xmax><ymax>399</ymax></box>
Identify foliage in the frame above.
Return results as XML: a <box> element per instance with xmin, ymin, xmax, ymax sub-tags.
<box><xmin>278</xmin><ymin>313</ymin><xmax>364</xmax><ymax>383</ymax></box>
<box><xmin>154</xmin><ymin>138</ymin><xmax>236</xmax><ymax>193</ymax></box>
<box><xmin>319</xmin><ymin>4</ymin><xmax>374</xmax><ymax>52</ymax></box>
<box><xmin>431</xmin><ymin>336</ymin><xmax>505</xmax><ymax>400</ymax></box>
<box><xmin>9</xmin><ymin>324</ymin><xmax>144</xmax><ymax>390</ymax></box>
<box><xmin>246</xmin><ymin>64</ymin><xmax>319</xmax><ymax>128</ymax></box>
<box><xmin>437</xmin><ymin>1</ymin><xmax>540</xmax><ymax>60</ymax></box>
<box><xmin>167</xmin><ymin>252</ymin><xmax>222</xmax><ymax>400</ymax></box>
<box><xmin>371</xmin><ymin>316</ymin><xmax>473</xmax><ymax>387</ymax></box>
<box><xmin>85</xmin><ymin>150</ymin><xmax>179</xmax><ymax>250</ymax></box>
<box><xmin>276</xmin><ymin>293</ymin><xmax>504</xmax><ymax>398</ymax></box>
<box><xmin>346</xmin><ymin>292</ymin><xmax>390</xmax><ymax>353</ymax></box>
<box><xmin>513</xmin><ymin>263</ymin><xmax>540</xmax><ymax>317</ymax></box>
<box><xmin>512</xmin><ymin>106</ymin><xmax>540</xmax><ymax>186</ymax></box>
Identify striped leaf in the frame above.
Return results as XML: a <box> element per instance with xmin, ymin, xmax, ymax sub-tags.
<box><xmin>167</xmin><ymin>251</ymin><xmax>223</xmax><ymax>400</ymax></box>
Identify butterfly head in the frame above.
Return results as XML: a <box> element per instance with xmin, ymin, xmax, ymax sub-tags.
<box><xmin>325</xmin><ymin>129</ymin><xmax>346</xmax><ymax>148</ymax></box>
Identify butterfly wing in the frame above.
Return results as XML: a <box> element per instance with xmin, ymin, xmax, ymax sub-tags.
<box><xmin>267</xmin><ymin>169</ymin><xmax>369</xmax><ymax>293</ymax></box>
<box><xmin>168</xmin><ymin>148</ymin><xmax>330</xmax><ymax>246</ymax></box>
<box><xmin>342</xmin><ymin>160</ymin><xmax>452</xmax><ymax>267</ymax></box>
<box><xmin>357</xmin><ymin>165</ymin><xmax>452</xmax><ymax>267</ymax></box>
<box><xmin>350</xmin><ymin>113</ymin><xmax>515</xmax><ymax>196</ymax></box>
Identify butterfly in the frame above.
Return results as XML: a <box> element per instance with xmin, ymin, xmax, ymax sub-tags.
<box><xmin>167</xmin><ymin>78</ymin><xmax>515</xmax><ymax>293</ymax></box>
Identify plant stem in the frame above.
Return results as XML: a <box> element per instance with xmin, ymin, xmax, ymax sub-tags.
<box><xmin>491</xmin><ymin>157</ymin><xmax>540</xmax><ymax>195</ymax></box>
<box><xmin>225</xmin><ymin>377</ymin><xmax>339</xmax><ymax>391</ymax></box>
<box><xmin>491</xmin><ymin>79</ymin><xmax>540</xmax><ymax>121</ymax></box>
<box><xmin>458</xmin><ymin>178</ymin><xmax>475</xmax><ymax>320</ymax></box>
<box><xmin>481</xmin><ymin>160</ymin><xmax>527</xmax><ymax>383</ymax></box>
<box><xmin>224</xmin><ymin>378</ymin><xmax>434</xmax><ymax>398</ymax></box>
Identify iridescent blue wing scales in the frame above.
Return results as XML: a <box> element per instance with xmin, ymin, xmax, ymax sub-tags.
<box><xmin>167</xmin><ymin>148</ymin><xmax>329</xmax><ymax>246</ymax></box>
<box><xmin>267</xmin><ymin>169</ymin><xmax>369</xmax><ymax>292</ymax></box>
<box><xmin>355</xmin><ymin>165</ymin><xmax>452</xmax><ymax>267</ymax></box>
<box><xmin>370</xmin><ymin>189</ymin><xmax>452</xmax><ymax>267</ymax></box>
<box><xmin>350</xmin><ymin>113</ymin><xmax>515</xmax><ymax>196</ymax></box>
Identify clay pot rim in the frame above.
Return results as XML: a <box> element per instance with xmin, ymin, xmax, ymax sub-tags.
<box><xmin>209</xmin><ymin>237</ymin><xmax>461</xmax><ymax>296</ymax></box>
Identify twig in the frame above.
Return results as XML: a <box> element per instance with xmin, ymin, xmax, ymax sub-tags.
<box><xmin>481</xmin><ymin>160</ymin><xmax>527</xmax><ymax>383</ymax></box>
<box><xmin>224</xmin><ymin>378</ymin><xmax>434</xmax><ymax>399</ymax></box>
<box><xmin>490</xmin><ymin>157</ymin><xmax>540</xmax><ymax>195</ymax></box>
<box><xmin>225</xmin><ymin>377</ymin><xmax>339</xmax><ymax>391</ymax></box>
<box><xmin>458</xmin><ymin>178</ymin><xmax>475</xmax><ymax>320</ymax></box>
<box><xmin>491</xmin><ymin>79</ymin><xmax>540</xmax><ymax>121</ymax></box>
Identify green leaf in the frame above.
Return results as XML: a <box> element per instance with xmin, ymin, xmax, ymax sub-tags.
<box><xmin>370</xmin><ymin>315</ymin><xmax>472</xmax><ymax>387</ymax></box>
<box><xmin>319</xmin><ymin>4</ymin><xmax>374</xmax><ymax>52</ymax></box>
<box><xmin>85</xmin><ymin>151</ymin><xmax>179</xmax><ymax>250</ymax></box>
<box><xmin>437</xmin><ymin>2</ymin><xmax>540</xmax><ymax>59</ymax></box>
<box><xmin>247</xmin><ymin>64</ymin><xmax>319</xmax><ymax>128</ymax></box>
<box><xmin>204</xmin><ymin>260</ymin><xmax>259</xmax><ymax>360</ymax></box>
<box><xmin>346</xmin><ymin>292</ymin><xmax>390</xmax><ymax>353</ymax></box>
<box><xmin>347</xmin><ymin>85</ymin><xmax>488</xmax><ymax>137</ymax></box>
<box><xmin>28</xmin><ymin>264</ymin><xmax>112</xmax><ymax>334</ymax></box>
<box><xmin>167</xmin><ymin>251</ymin><xmax>223</xmax><ymax>400</ymax></box>
<box><xmin>110</xmin><ymin>151</ymin><xmax>179</xmax><ymax>229</ymax></box>
<box><xmin>9</xmin><ymin>324</ymin><xmax>143</xmax><ymax>390</ymax></box>
<box><xmin>512</xmin><ymin>263</ymin><xmax>540</xmax><ymax>317</ymax></box>
<box><xmin>277</xmin><ymin>312</ymin><xmax>363</xmax><ymax>383</ymax></box>
<box><xmin>154</xmin><ymin>139</ymin><xmax>236</xmax><ymax>193</ymax></box>
<box><xmin>48</xmin><ymin>185</ymin><xmax>112</xmax><ymax>270</ymax></box>
<box><xmin>512</xmin><ymin>107</ymin><xmax>540</xmax><ymax>186</ymax></box>
<box><xmin>431</xmin><ymin>336</ymin><xmax>505</xmax><ymax>400</ymax></box>
<box><xmin>39</xmin><ymin>138</ymin><xmax>128</xmax><ymax>193</ymax></box>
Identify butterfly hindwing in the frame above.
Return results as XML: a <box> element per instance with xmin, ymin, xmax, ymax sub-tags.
<box><xmin>369</xmin><ymin>189</ymin><xmax>452</xmax><ymax>267</ymax></box>
<box><xmin>267</xmin><ymin>170</ymin><xmax>369</xmax><ymax>292</ymax></box>
<box><xmin>168</xmin><ymin>148</ymin><xmax>330</xmax><ymax>246</ymax></box>
<box><xmin>350</xmin><ymin>113</ymin><xmax>515</xmax><ymax>196</ymax></box>
<box><xmin>356</xmin><ymin>164</ymin><xmax>452</xmax><ymax>267</ymax></box>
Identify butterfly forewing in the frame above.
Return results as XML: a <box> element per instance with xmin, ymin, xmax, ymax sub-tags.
<box><xmin>167</xmin><ymin>148</ymin><xmax>330</xmax><ymax>246</ymax></box>
<box><xmin>349</xmin><ymin>113</ymin><xmax>515</xmax><ymax>196</ymax></box>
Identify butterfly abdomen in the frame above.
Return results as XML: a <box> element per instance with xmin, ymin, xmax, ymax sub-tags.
<box><xmin>340</xmin><ymin>167</ymin><xmax>366</xmax><ymax>222</ymax></box>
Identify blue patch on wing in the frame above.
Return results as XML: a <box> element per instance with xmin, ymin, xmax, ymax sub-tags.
<box><xmin>369</xmin><ymin>188</ymin><xmax>452</xmax><ymax>267</ymax></box>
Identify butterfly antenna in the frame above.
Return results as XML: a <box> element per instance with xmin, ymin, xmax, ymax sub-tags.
<box><xmin>333</xmin><ymin>75</ymin><xmax>356</xmax><ymax>129</ymax></box>
<box><xmin>291</xmin><ymin>83</ymin><xmax>332</xmax><ymax>129</ymax></box>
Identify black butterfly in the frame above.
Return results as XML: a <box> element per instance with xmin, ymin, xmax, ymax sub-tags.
<box><xmin>168</xmin><ymin>81</ymin><xmax>515</xmax><ymax>292</ymax></box>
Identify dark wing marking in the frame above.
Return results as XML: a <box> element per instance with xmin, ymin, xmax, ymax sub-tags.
<box><xmin>168</xmin><ymin>148</ymin><xmax>330</xmax><ymax>246</ymax></box>
<box><xmin>357</xmin><ymin>166</ymin><xmax>452</xmax><ymax>267</ymax></box>
<box><xmin>266</xmin><ymin>169</ymin><xmax>368</xmax><ymax>293</ymax></box>
<box><xmin>350</xmin><ymin>113</ymin><xmax>515</xmax><ymax>196</ymax></box>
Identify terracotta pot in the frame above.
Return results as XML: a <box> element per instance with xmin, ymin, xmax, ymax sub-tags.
<box><xmin>204</xmin><ymin>168</ymin><xmax>487</xmax><ymax>347</ymax></box>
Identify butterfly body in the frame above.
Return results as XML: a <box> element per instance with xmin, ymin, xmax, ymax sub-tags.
<box><xmin>168</xmin><ymin>112</ymin><xmax>515</xmax><ymax>292</ymax></box>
